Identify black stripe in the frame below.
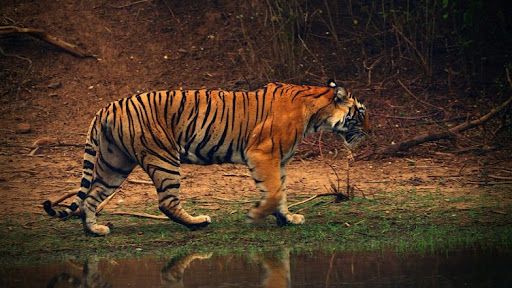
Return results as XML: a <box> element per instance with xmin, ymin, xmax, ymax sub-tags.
<box><xmin>83</xmin><ymin>160</ymin><xmax>94</xmax><ymax>170</ymax></box>
<box><xmin>261</xmin><ymin>87</ymin><xmax>267</xmax><ymax>118</ymax></box>
<box><xmin>81</xmin><ymin>178</ymin><xmax>91</xmax><ymax>188</ymax></box>
<box><xmin>85</xmin><ymin>148</ymin><xmax>97</xmax><ymax>156</ymax></box>
<box><xmin>147</xmin><ymin>164</ymin><xmax>180</xmax><ymax>176</ymax></box>
<box><xmin>224</xmin><ymin>141</ymin><xmax>234</xmax><ymax>163</ymax></box>
<box><xmin>231</xmin><ymin>92</ymin><xmax>236</xmax><ymax>131</ymax></box>
<box><xmin>92</xmin><ymin>177</ymin><xmax>118</xmax><ymax>189</ymax></box>
<box><xmin>43</xmin><ymin>200</ymin><xmax>56</xmax><ymax>216</ymax></box>
<box><xmin>70</xmin><ymin>202</ymin><xmax>79</xmax><ymax>211</ymax></box>
<box><xmin>159</xmin><ymin>194</ymin><xmax>179</xmax><ymax>203</ymax></box>
<box><xmin>58</xmin><ymin>211</ymin><xmax>69</xmax><ymax>219</ymax></box>
<box><xmin>206</xmin><ymin>110</ymin><xmax>230</xmax><ymax>160</ymax></box>
<box><xmin>77</xmin><ymin>191</ymin><xmax>87</xmax><ymax>200</ymax></box>
<box><xmin>255</xmin><ymin>89</ymin><xmax>260</xmax><ymax>121</ymax></box>
<box><xmin>157</xmin><ymin>182</ymin><xmax>180</xmax><ymax>192</ymax></box>
<box><xmin>195</xmin><ymin>108</ymin><xmax>218</xmax><ymax>161</ymax></box>
<box><xmin>201</xmin><ymin>91</ymin><xmax>212</xmax><ymax>128</ymax></box>
<box><xmin>312</xmin><ymin>88</ymin><xmax>331</xmax><ymax>99</ymax></box>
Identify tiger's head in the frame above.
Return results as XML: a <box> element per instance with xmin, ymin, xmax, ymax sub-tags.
<box><xmin>308</xmin><ymin>80</ymin><xmax>369</xmax><ymax>148</ymax></box>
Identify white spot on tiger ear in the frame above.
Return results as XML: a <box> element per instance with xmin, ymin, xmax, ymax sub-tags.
<box><xmin>328</xmin><ymin>81</ymin><xmax>337</xmax><ymax>88</ymax></box>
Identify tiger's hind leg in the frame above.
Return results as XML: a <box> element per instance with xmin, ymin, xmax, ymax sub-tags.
<box><xmin>138</xmin><ymin>149</ymin><xmax>211</xmax><ymax>230</ymax></box>
<box><xmin>81</xmin><ymin>144</ymin><xmax>136</xmax><ymax>236</ymax></box>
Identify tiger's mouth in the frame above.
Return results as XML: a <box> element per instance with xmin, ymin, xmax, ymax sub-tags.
<box><xmin>333</xmin><ymin>120</ymin><xmax>367</xmax><ymax>149</ymax></box>
<box><xmin>336</xmin><ymin>129</ymin><xmax>366</xmax><ymax>148</ymax></box>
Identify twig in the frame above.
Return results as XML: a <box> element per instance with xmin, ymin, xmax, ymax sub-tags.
<box><xmin>318</xmin><ymin>131</ymin><xmax>324</xmax><ymax>159</ymax></box>
<box><xmin>1</xmin><ymin>142</ymin><xmax>83</xmax><ymax>149</ymax></box>
<box><xmin>192</xmin><ymin>197</ymin><xmax>254</xmax><ymax>204</ymax></box>
<box><xmin>324</xmin><ymin>253</ymin><xmax>336</xmax><ymax>287</ymax></box>
<box><xmin>128</xmin><ymin>179</ymin><xmax>153</xmax><ymax>185</ymax></box>
<box><xmin>392</xmin><ymin>24</ymin><xmax>429</xmax><ymax>75</ymax></box>
<box><xmin>288</xmin><ymin>193</ymin><xmax>342</xmax><ymax>209</ymax></box>
<box><xmin>363</xmin><ymin>56</ymin><xmax>383</xmax><ymax>85</ymax></box>
<box><xmin>109</xmin><ymin>211</ymin><xmax>168</xmax><ymax>220</ymax></box>
<box><xmin>96</xmin><ymin>191</ymin><xmax>118</xmax><ymax>213</ymax></box>
<box><xmin>111</xmin><ymin>0</ymin><xmax>151</xmax><ymax>9</ymax></box>
<box><xmin>0</xmin><ymin>46</ymin><xmax>33</xmax><ymax>66</ymax></box>
<box><xmin>397</xmin><ymin>79</ymin><xmax>444</xmax><ymax>113</ymax></box>
<box><xmin>0</xmin><ymin>26</ymin><xmax>97</xmax><ymax>59</ymax></box>
<box><xmin>371</xmin><ymin>112</ymin><xmax>443</xmax><ymax>120</ymax></box>
<box><xmin>50</xmin><ymin>192</ymin><xmax>76</xmax><ymax>206</ymax></box>
<box><xmin>468</xmin><ymin>181</ymin><xmax>512</xmax><ymax>186</ymax></box>
<box><xmin>488</xmin><ymin>174</ymin><xmax>512</xmax><ymax>181</ymax></box>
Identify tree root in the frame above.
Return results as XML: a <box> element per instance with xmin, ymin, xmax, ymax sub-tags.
<box><xmin>0</xmin><ymin>26</ymin><xmax>97</xmax><ymax>59</ymax></box>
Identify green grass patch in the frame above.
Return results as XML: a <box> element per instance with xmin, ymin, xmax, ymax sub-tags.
<box><xmin>1</xmin><ymin>189</ymin><xmax>511</xmax><ymax>265</ymax></box>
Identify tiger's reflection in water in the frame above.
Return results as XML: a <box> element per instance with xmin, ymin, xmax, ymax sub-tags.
<box><xmin>253</xmin><ymin>249</ymin><xmax>290</xmax><ymax>288</ymax></box>
<box><xmin>160</xmin><ymin>253</ymin><xmax>213</xmax><ymax>288</ymax></box>
<box><xmin>46</xmin><ymin>261</ymin><xmax>112</xmax><ymax>288</ymax></box>
<box><xmin>46</xmin><ymin>250</ymin><xmax>291</xmax><ymax>288</ymax></box>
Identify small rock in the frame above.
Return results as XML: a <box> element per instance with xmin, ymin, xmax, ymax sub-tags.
<box><xmin>15</xmin><ymin>123</ymin><xmax>31</xmax><ymax>134</ymax></box>
<box><xmin>49</xmin><ymin>93</ymin><xmax>59</xmax><ymax>97</ymax></box>
<box><xmin>48</xmin><ymin>82</ymin><xmax>62</xmax><ymax>89</ymax></box>
<box><xmin>178</xmin><ymin>48</ymin><xmax>188</xmax><ymax>54</ymax></box>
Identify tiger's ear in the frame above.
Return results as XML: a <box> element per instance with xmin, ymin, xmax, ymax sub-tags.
<box><xmin>334</xmin><ymin>86</ymin><xmax>351</xmax><ymax>102</ymax></box>
<box><xmin>327</xmin><ymin>79</ymin><xmax>337</xmax><ymax>88</ymax></box>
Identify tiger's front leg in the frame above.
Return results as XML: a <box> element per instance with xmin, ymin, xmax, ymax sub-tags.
<box><xmin>246</xmin><ymin>149</ymin><xmax>305</xmax><ymax>226</ymax></box>
<box><xmin>272</xmin><ymin>166</ymin><xmax>305</xmax><ymax>226</ymax></box>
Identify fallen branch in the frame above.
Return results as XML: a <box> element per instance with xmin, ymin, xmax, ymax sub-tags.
<box><xmin>376</xmin><ymin>93</ymin><xmax>512</xmax><ymax>156</ymax></box>
<box><xmin>109</xmin><ymin>211</ymin><xmax>168</xmax><ymax>220</ymax></box>
<box><xmin>0</xmin><ymin>26</ymin><xmax>97</xmax><ymax>59</ymax></box>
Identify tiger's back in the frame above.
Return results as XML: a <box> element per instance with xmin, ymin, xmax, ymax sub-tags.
<box><xmin>100</xmin><ymin>83</ymin><xmax>314</xmax><ymax>165</ymax></box>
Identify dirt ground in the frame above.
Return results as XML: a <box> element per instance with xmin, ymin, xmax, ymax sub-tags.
<box><xmin>1</xmin><ymin>1</ymin><xmax>511</xmax><ymax>219</ymax></box>
<box><xmin>1</xmin><ymin>143</ymin><xmax>511</xmax><ymax>218</ymax></box>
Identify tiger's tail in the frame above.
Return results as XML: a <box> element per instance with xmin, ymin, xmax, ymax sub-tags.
<box><xmin>43</xmin><ymin>115</ymin><xmax>101</xmax><ymax>220</ymax></box>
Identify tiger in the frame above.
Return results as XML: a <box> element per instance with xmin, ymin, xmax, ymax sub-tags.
<box><xmin>43</xmin><ymin>80</ymin><xmax>369</xmax><ymax>236</ymax></box>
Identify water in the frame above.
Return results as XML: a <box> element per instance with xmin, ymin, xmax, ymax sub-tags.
<box><xmin>1</xmin><ymin>249</ymin><xmax>510</xmax><ymax>287</ymax></box>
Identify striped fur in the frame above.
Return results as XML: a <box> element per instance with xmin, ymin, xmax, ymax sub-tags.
<box><xmin>44</xmin><ymin>81</ymin><xmax>368</xmax><ymax>235</ymax></box>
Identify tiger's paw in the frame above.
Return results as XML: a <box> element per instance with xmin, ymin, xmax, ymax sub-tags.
<box><xmin>246</xmin><ymin>207</ymin><xmax>267</xmax><ymax>223</ymax></box>
<box><xmin>186</xmin><ymin>215</ymin><xmax>211</xmax><ymax>231</ymax></box>
<box><xmin>287</xmin><ymin>213</ymin><xmax>305</xmax><ymax>225</ymax></box>
<box><xmin>273</xmin><ymin>212</ymin><xmax>305</xmax><ymax>227</ymax></box>
<box><xmin>86</xmin><ymin>224</ymin><xmax>111</xmax><ymax>236</ymax></box>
